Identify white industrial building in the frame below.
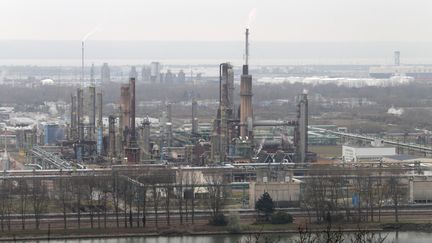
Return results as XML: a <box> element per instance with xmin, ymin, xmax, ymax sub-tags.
<box><xmin>342</xmin><ymin>145</ymin><xmax>396</xmax><ymax>162</ymax></box>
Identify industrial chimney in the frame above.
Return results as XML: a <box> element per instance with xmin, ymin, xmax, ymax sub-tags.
<box><xmin>296</xmin><ymin>90</ymin><xmax>309</xmax><ymax>163</ymax></box>
<box><xmin>125</xmin><ymin>77</ymin><xmax>140</xmax><ymax>163</ymax></box>
<box><xmin>239</xmin><ymin>28</ymin><xmax>253</xmax><ymax>139</ymax></box>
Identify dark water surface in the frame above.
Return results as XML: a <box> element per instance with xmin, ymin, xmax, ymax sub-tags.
<box><xmin>24</xmin><ymin>231</ymin><xmax>432</xmax><ymax>243</ymax></box>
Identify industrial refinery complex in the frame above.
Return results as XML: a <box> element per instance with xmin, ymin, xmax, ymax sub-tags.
<box><xmin>2</xmin><ymin>28</ymin><xmax>432</xmax><ymax>238</ymax></box>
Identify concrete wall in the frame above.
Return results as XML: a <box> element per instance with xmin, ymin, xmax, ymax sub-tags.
<box><xmin>412</xmin><ymin>179</ymin><xmax>432</xmax><ymax>202</ymax></box>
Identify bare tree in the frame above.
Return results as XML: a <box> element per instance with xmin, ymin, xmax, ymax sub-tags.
<box><xmin>112</xmin><ymin>172</ymin><xmax>120</xmax><ymax>228</ymax></box>
<box><xmin>72</xmin><ymin>176</ymin><xmax>82</xmax><ymax>229</ymax></box>
<box><xmin>164</xmin><ymin>184</ymin><xmax>172</xmax><ymax>225</ymax></box>
<box><xmin>204</xmin><ymin>172</ymin><xmax>227</xmax><ymax>223</ymax></box>
<box><xmin>58</xmin><ymin>173</ymin><xmax>70</xmax><ymax>230</ymax></box>
<box><xmin>152</xmin><ymin>183</ymin><xmax>160</xmax><ymax>227</ymax></box>
<box><xmin>31</xmin><ymin>177</ymin><xmax>48</xmax><ymax>230</ymax></box>
<box><xmin>387</xmin><ymin>176</ymin><xmax>404</xmax><ymax>223</ymax></box>
<box><xmin>18</xmin><ymin>178</ymin><xmax>29</xmax><ymax>230</ymax></box>
<box><xmin>86</xmin><ymin>177</ymin><xmax>96</xmax><ymax>229</ymax></box>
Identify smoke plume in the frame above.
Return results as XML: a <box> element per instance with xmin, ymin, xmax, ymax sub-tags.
<box><xmin>247</xmin><ymin>8</ymin><xmax>257</xmax><ymax>28</ymax></box>
<box><xmin>82</xmin><ymin>26</ymin><xmax>102</xmax><ymax>42</ymax></box>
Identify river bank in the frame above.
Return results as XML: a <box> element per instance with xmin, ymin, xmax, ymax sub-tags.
<box><xmin>1</xmin><ymin>222</ymin><xmax>432</xmax><ymax>242</ymax></box>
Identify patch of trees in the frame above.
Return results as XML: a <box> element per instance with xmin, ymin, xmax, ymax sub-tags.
<box><xmin>0</xmin><ymin>167</ymin><xmax>231</xmax><ymax>232</ymax></box>
<box><xmin>255</xmin><ymin>192</ymin><xmax>293</xmax><ymax>224</ymax></box>
<box><xmin>301</xmin><ymin>170</ymin><xmax>406</xmax><ymax>224</ymax></box>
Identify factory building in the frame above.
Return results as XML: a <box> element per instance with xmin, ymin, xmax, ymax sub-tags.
<box><xmin>58</xmin><ymin>27</ymin><xmax>315</xmax><ymax>167</ymax></box>
<box><xmin>129</xmin><ymin>66</ymin><xmax>138</xmax><ymax>79</ymax></box>
<box><xmin>150</xmin><ymin>62</ymin><xmax>161</xmax><ymax>82</ymax></box>
<box><xmin>342</xmin><ymin>145</ymin><xmax>396</xmax><ymax>162</ymax></box>
<box><xmin>101</xmin><ymin>63</ymin><xmax>110</xmax><ymax>83</ymax></box>
<box><xmin>210</xmin><ymin>28</ymin><xmax>313</xmax><ymax>164</ymax></box>
<box><xmin>369</xmin><ymin>51</ymin><xmax>432</xmax><ymax>81</ymax></box>
<box><xmin>141</xmin><ymin>65</ymin><xmax>151</xmax><ymax>82</ymax></box>
<box><xmin>249</xmin><ymin>179</ymin><xmax>302</xmax><ymax>209</ymax></box>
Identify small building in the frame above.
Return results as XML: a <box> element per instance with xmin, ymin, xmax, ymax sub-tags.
<box><xmin>342</xmin><ymin>145</ymin><xmax>396</xmax><ymax>163</ymax></box>
<box><xmin>249</xmin><ymin>178</ymin><xmax>301</xmax><ymax>209</ymax></box>
<box><xmin>408</xmin><ymin>176</ymin><xmax>432</xmax><ymax>203</ymax></box>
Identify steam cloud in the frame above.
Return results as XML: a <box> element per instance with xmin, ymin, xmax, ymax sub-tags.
<box><xmin>247</xmin><ymin>8</ymin><xmax>257</xmax><ymax>28</ymax></box>
<box><xmin>82</xmin><ymin>26</ymin><xmax>102</xmax><ymax>42</ymax></box>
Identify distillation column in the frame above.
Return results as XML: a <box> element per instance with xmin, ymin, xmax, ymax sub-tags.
<box><xmin>120</xmin><ymin>84</ymin><xmax>130</xmax><ymax>148</ymax></box>
<box><xmin>297</xmin><ymin>91</ymin><xmax>308</xmax><ymax>163</ymax></box>
<box><xmin>96</xmin><ymin>91</ymin><xmax>103</xmax><ymax>155</ymax></box>
<box><xmin>70</xmin><ymin>95</ymin><xmax>77</xmax><ymax>140</ymax></box>
<box><xmin>77</xmin><ymin>88</ymin><xmax>84</xmax><ymax>141</ymax></box>
<box><xmin>142</xmin><ymin>117</ymin><xmax>151</xmax><ymax>159</ymax></box>
<box><xmin>192</xmin><ymin>99</ymin><xmax>198</xmax><ymax>135</ymax></box>
<box><xmin>108</xmin><ymin>115</ymin><xmax>116</xmax><ymax>158</ymax></box>
<box><xmin>88</xmin><ymin>86</ymin><xmax>96</xmax><ymax>140</ymax></box>
<box><xmin>166</xmin><ymin>103</ymin><xmax>172</xmax><ymax>147</ymax></box>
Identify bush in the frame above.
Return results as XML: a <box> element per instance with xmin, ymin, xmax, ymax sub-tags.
<box><xmin>210</xmin><ymin>213</ymin><xmax>228</xmax><ymax>226</ymax></box>
<box><xmin>325</xmin><ymin>213</ymin><xmax>344</xmax><ymax>223</ymax></box>
<box><xmin>227</xmin><ymin>213</ymin><xmax>241</xmax><ymax>233</ymax></box>
<box><xmin>270</xmin><ymin>211</ymin><xmax>293</xmax><ymax>224</ymax></box>
<box><xmin>255</xmin><ymin>192</ymin><xmax>275</xmax><ymax>222</ymax></box>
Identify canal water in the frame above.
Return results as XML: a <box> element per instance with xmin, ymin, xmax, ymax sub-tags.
<box><xmin>27</xmin><ymin>231</ymin><xmax>432</xmax><ymax>243</ymax></box>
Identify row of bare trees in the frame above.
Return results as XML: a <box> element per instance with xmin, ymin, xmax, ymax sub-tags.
<box><xmin>301</xmin><ymin>168</ymin><xmax>407</xmax><ymax>224</ymax></box>
<box><xmin>0</xmin><ymin>168</ymin><xmax>229</xmax><ymax>232</ymax></box>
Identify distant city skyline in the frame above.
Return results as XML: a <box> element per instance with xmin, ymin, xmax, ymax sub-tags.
<box><xmin>2</xmin><ymin>41</ymin><xmax>432</xmax><ymax>66</ymax></box>
<box><xmin>1</xmin><ymin>0</ymin><xmax>432</xmax><ymax>42</ymax></box>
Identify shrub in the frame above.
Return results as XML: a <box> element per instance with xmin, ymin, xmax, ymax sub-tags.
<box><xmin>325</xmin><ymin>213</ymin><xmax>344</xmax><ymax>223</ymax></box>
<box><xmin>255</xmin><ymin>192</ymin><xmax>275</xmax><ymax>222</ymax></box>
<box><xmin>210</xmin><ymin>213</ymin><xmax>228</xmax><ymax>226</ymax></box>
<box><xmin>227</xmin><ymin>213</ymin><xmax>241</xmax><ymax>233</ymax></box>
<box><xmin>270</xmin><ymin>211</ymin><xmax>293</xmax><ymax>224</ymax></box>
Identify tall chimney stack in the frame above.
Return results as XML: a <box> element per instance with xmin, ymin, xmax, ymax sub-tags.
<box><xmin>245</xmin><ymin>28</ymin><xmax>249</xmax><ymax>67</ymax></box>
<box><xmin>296</xmin><ymin>90</ymin><xmax>309</xmax><ymax>163</ymax></box>
<box><xmin>240</xmin><ymin>28</ymin><xmax>253</xmax><ymax>139</ymax></box>
<box><xmin>81</xmin><ymin>41</ymin><xmax>84</xmax><ymax>86</ymax></box>
<box><xmin>125</xmin><ymin>77</ymin><xmax>140</xmax><ymax>163</ymax></box>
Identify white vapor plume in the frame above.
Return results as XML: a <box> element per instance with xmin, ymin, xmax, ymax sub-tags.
<box><xmin>246</xmin><ymin>8</ymin><xmax>257</xmax><ymax>28</ymax></box>
<box><xmin>255</xmin><ymin>137</ymin><xmax>266</xmax><ymax>155</ymax></box>
<box><xmin>81</xmin><ymin>2</ymin><xmax>113</xmax><ymax>42</ymax></box>
<box><xmin>82</xmin><ymin>26</ymin><xmax>102</xmax><ymax>42</ymax></box>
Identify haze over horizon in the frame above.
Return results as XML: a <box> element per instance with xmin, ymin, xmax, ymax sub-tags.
<box><xmin>1</xmin><ymin>40</ymin><xmax>432</xmax><ymax>66</ymax></box>
<box><xmin>1</xmin><ymin>0</ymin><xmax>432</xmax><ymax>42</ymax></box>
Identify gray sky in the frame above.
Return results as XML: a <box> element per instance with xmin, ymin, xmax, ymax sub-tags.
<box><xmin>1</xmin><ymin>0</ymin><xmax>432</xmax><ymax>42</ymax></box>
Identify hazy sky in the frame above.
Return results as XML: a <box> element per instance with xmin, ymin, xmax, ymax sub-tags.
<box><xmin>1</xmin><ymin>0</ymin><xmax>432</xmax><ymax>42</ymax></box>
